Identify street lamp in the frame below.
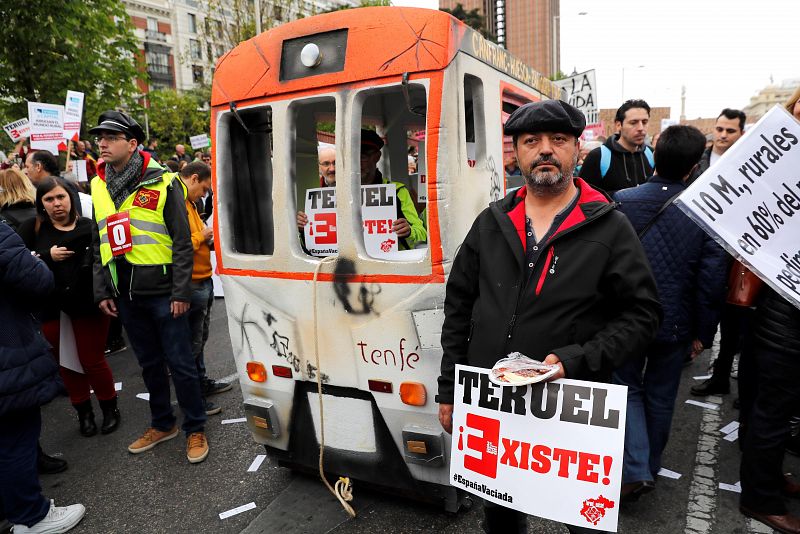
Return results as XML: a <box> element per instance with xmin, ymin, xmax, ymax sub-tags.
<box><xmin>621</xmin><ymin>65</ymin><xmax>645</xmax><ymax>101</ymax></box>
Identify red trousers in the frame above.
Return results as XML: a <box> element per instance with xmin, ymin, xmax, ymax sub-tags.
<box><xmin>42</xmin><ymin>314</ymin><xmax>115</xmax><ymax>405</ymax></box>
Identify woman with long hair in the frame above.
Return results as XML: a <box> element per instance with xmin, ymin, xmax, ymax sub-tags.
<box><xmin>17</xmin><ymin>177</ymin><xmax>120</xmax><ymax>437</ymax></box>
<box><xmin>0</xmin><ymin>168</ymin><xmax>36</xmax><ymax>231</ymax></box>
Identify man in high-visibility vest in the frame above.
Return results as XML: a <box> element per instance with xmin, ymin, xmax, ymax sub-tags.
<box><xmin>88</xmin><ymin>111</ymin><xmax>209</xmax><ymax>464</ymax></box>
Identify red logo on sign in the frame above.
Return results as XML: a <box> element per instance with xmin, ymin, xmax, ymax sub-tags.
<box><xmin>580</xmin><ymin>495</ymin><xmax>615</xmax><ymax>525</ymax></box>
<box><xmin>310</xmin><ymin>212</ymin><xmax>337</xmax><ymax>244</ymax></box>
<box><xmin>380</xmin><ymin>238</ymin><xmax>395</xmax><ymax>252</ymax></box>
<box><xmin>133</xmin><ymin>188</ymin><xmax>160</xmax><ymax>210</ymax></box>
<box><xmin>458</xmin><ymin>413</ymin><xmax>500</xmax><ymax>479</ymax></box>
<box><xmin>106</xmin><ymin>212</ymin><xmax>133</xmax><ymax>256</ymax></box>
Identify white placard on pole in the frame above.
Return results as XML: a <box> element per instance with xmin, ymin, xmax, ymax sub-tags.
<box><xmin>554</xmin><ymin>70</ymin><xmax>598</xmax><ymax>124</ymax></box>
<box><xmin>28</xmin><ymin>102</ymin><xmax>64</xmax><ymax>155</ymax></box>
<box><xmin>59</xmin><ymin>312</ymin><xmax>84</xmax><ymax>374</ymax></box>
<box><xmin>74</xmin><ymin>160</ymin><xmax>88</xmax><ymax>182</ymax></box>
<box><xmin>3</xmin><ymin>118</ymin><xmax>30</xmax><ymax>142</ymax></box>
<box><xmin>675</xmin><ymin>105</ymin><xmax>800</xmax><ymax>310</ymax></box>
<box><xmin>63</xmin><ymin>90</ymin><xmax>84</xmax><ymax>142</ymax></box>
<box><xmin>190</xmin><ymin>134</ymin><xmax>210</xmax><ymax>150</ymax></box>
<box><xmin>450</xmin><ymin>365</ymin><xmax>627</xmax><ymax>531</ymax></box>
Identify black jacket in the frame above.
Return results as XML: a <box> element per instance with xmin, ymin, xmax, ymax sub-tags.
<box><xmin>688</xmin><ymin>147</ymin><xmax>712</xmax><ymax>184</ymax></box>
<box><xmin>614</xmin><ymin>176</ymin><xmax>727</xmax><ymax>346</ymax></box>
<box><xmin>437</xmin><ymin>179</ymin><xmax>662</xmax><ymax>403</ymax></box>
<box><xmin>579</xmin><ymin>135</ymin><xmax>654</xmax><ymax>194</ymax></box>
<box><xmin>0</xmin><ymin>201</ymin><xmax>36</xmax><ymax>231</ymax></box>
<box><xmin>91</xmin><ymin>152</ymin><xmax>193</xmax><ymax>303</ymax></box>
<box><xmin>752</xmin><ymin>287</ymin><xmax>800</xmax><ymax>357</ymax></box>
<box><xmin>0</xmin><ymin>222</ymin><xmax>62</xmax><ymax>417</ymax></box>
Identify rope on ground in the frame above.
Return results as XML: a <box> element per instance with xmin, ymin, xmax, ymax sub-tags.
<box><xmin>312</xmin><ymin>256</ymin><xmax>356</xmax><ymax>518</ymax></box>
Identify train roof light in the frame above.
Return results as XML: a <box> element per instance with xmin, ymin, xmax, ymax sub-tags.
<box><xmin>300</xmin><ymin>43</ymin><xmax>322</xmax><ymax>68</ymax></box>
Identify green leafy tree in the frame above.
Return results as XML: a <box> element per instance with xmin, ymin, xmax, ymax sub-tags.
<box><xmin>0</xmin><ymin>0</ymin><xmax>141</xmax><ymax>147</ymax></box>
<box><xmin>322</xmin><ymin>0</ymin><xmax>390</xmax><ymax>13</ymax></box>
<box><xmin>441</xmin><ymin>3</ymin><xmax>495</xmax><ymax>42</ymax></box>
<box><xmin>142</xmin><ymin>88</ymin><xmax>211</xmax><ymax>150</ymax></box>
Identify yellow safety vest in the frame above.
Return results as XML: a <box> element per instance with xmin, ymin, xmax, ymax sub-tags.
<box><xmin>92</xmin><ymin>172</ymin><xmax>180</xmax><ymax>269</ymax></box>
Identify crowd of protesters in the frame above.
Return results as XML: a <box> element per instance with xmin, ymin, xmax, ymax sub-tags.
<box><xmin>0</xmin><ymin>112</ymin><xmax>225</xmax><ymax>532</ymax></box>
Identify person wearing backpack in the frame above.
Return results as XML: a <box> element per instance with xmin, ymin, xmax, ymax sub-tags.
<box><xmin>579</xmin><ymin>99</ymin><xmax>654</xmax><ymax>194</ymax></box>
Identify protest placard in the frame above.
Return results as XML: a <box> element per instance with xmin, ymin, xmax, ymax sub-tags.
<box><xmin>450</xmin><ymin>364</ymin><xmax>626</xmax><ymax>531</ymax></box>
<box><xmin>361</xmin><ymin>184</ymin><xmax>398</xmax><ymax>255</ymax></box>
<box><xmin>190</xmin><ymin>134</ymin><xmax>210</xmax><ymax>150</ymax></box>
<box><xmin>3</xmin><ymin>118</ymin><xmax>30</xmax><ymax>142</ymax></box>
<box><xmin>303</xmin><ymin>184</ymin><xmax>400</xmax><ymax>257</ymax></box>
<box><xmin>304</xmin><ymin>187</ymin><xmax>338</xmax><ymax>256</ymax></box>
<box><xmin>63</xmin><ymin>90</ymin><xmax>84</xmax><ymax>142</ymax></box>
<box><xmin>28</xmin><ymin>102</ymin><xmax>64</xmax><ymax>155</ymax></box>
<box><xmin>554</xmin><ymin>70</ymin><xmax>598</xmax><ymax>124</ymax></box>
<box><xmin>675</xmin><ymin>105</ymin><xmax>800</xmax><ymax>310</ymax></box>
<box><xmin>415</xmin><ymin>174</ymin><xmax>427</xmax><ymax>203</ymax></box>
<box><xmin>74</xmin><ymin>160</ymin><xmax>88</xmax><ymax>182</ymax></box>
<box><xmin>660</xmin><ymin>118</ymin><xmax>679</xmax><ymax>132</ymax></box>
<box><xmin>581</xmin><ymin>123</ymin><xmax>604</xmax><ymax>142</ymax></box>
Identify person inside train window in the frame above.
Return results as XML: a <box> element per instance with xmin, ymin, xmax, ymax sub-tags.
<box><xmin>296</xmin><ymin>145</ymin><xmax>336</xmax><ymax>230</ymax></box>
<box><xmin>359</xmin><ymin>129</ymin><xmax>426</xmax><ymax>250</ymax></box>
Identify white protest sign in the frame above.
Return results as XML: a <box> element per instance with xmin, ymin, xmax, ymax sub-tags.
<box><xmin>675</xmin><ymin>105</ymin><xmax>800</xmax><ymax>310</ymax></box>
<box><xmin>451</xmin><ymin>365</ymin><xmax>626</xmax><ymax>531</ymax></box>
<box><xmin>3</xmin><ymin>118</ymin><xmax>30</xmax><ymax>142</ymax></box>
<box><xmin>190</xmin><ymin>134</ymin><xmax>210</xmax><ymax>150</ymax></box>
<box><xmin>361</xmin><ymin>183</ymin><xmax>399</xmax><ymax>256</ymax></box>
<box><xmin>63</xmin><ymin>90</ymin><xmax>84</xmax><ymax>142</ymax></box>
<box><xmin>28</xmin><ymin>102</ymin><xmax>64</xmax><ymax>155</ymax></box>
<box><xmin>554</xmin><ymin>70</ymin><xmax>598</xmax><ymax>124</ymax></box>
<box><xmin>74</xmin><ymin>160</ymin><xmax>88</xmax><ymax>182</ymax></box>
<box><xmin>304</xmin><ymin>187</ymin><xmax>338</xmax><ymax>256</ymax></box>
<box><xmin>415</xmin><ymin>174</ymin><xmax>427</xmax><ymax>203</ymax></box>
<box><xmin>660</xmin><ymin>118</ymin><xmax>679</xmax><ymax>132</ymax></box>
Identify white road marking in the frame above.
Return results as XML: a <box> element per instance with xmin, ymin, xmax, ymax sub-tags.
<box><xmin>693</xmin><ymin>375</ymin><xmax>713</xmax><ymax>380</ymax></box>
<box><xmin>219</xmin><ymin>502</ymin><xmax>257</xmax><ymax>519</ymax></box>
<box><xmin>747</xmin><ymin>518</ymin><xmax>775</xmax><ymax>533</ymax></box>
<box><xmin>247</xmin><ymin>454</ymin><xmax>266</xmax><ymax>472</ymax></box>
<box><xmin>220</xmin><ymin>371</ymin><xmax>240</xmax><ymax>384</ymax></box>
<box><xmin>684</xmin><ymin>395</ymin><xmax>723</xmax><ymax>534</ymax></box>
<box><xmin>136</xmin><ymin>393</ymin><xmax>150</xmax><ymax>401</ymax></box>
<box><xmin>686</xmin><ymin>399</ymin><xmax>720</xmax><ymax>410</ymax></box>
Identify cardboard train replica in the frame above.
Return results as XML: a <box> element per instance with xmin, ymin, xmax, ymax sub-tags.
<box><xmin>210</xmin><ymin>6</ymin><xmax>563</xmax><ymax>511</ymax></box>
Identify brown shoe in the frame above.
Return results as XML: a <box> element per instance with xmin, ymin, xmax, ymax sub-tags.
<box><xmin>784</xmin><ymin>473</ymin><xmax>800</xmax><ymax>498</ymax></box>
<box><xmin>128</xmin><ymin>426</ymin><xmax>179</xmax><ymax>454</ymax></box>
<box><xmin>186</xmin><ymin>432</ymin><xmax>209</xmax><ymax>464</ymax></box>
<box><xmin>741</xmin><ymin>505</ymin><xmax>800</xmax><ymax>534</ymax></box>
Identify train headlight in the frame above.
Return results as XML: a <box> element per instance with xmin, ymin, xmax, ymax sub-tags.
<box><xmin>300</xmin><ymin>43</ymin><xmax>322</xmax><ymax>68</ymax></box>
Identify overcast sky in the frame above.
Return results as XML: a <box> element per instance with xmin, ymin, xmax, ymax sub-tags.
<box><xmin>392</xmin><ymin>0</ymin><xmax>798</xmax><ymax>119</ymax></box>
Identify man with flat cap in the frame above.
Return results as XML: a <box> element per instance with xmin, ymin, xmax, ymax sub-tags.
<box><xmin>88</xmin><ymin>110</ymin><xmax>209</xmax><ymax>464</ymax></box>
<box><xmin>436</xmin><ymin>99</ymin><xmax>661</xmax><ymax>533</ymax></box>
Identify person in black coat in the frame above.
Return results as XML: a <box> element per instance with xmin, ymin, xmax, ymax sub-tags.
<box><xmin>0</xmin><ymin>221</ymin><xmax>85</xmax><ymax>532</ymax></box>
<box><xmin>612</xmin><ymin>125</ymin><xmax>727</xmax><ymax>499</ymax></box>
<box><xmin>0</xmin><ymin>168</ymin><xmax>36</xmax><ymax>231</ymax></box>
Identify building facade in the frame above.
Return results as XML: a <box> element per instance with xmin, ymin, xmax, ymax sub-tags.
<box><xmin>439</xmin><ymin>0</ymin><xmax>559</xmax><ymax>78</ymax></box>
<box><xmin>743</xmin><ymin>78</ymin><xmax>800</xmax><ymax>121</ymax></box>
<box><xmin>124</xmin><ymin>0</ymin><xmax>358</xmax><ymax>94</ymax></box>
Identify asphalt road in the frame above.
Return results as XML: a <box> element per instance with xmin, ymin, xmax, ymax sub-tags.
<box><xmin>38</xmin><ymin>298</ymin><xmax>797</xmax><ymax>534</ymax></box>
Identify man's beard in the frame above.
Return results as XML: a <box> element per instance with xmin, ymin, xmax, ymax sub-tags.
<box><xmin>523</xmin><ymin>155</ymin><xmax>573</xmax><ymax>196</ymax></box>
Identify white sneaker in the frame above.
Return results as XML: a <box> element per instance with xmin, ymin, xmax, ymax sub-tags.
<box><xmin>13</xmin><ymin>500</ymin><xmax>85</xmax><ymax>533</ymax></box>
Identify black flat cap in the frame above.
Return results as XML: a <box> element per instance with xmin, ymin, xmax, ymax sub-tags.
<box><xmin>361</xmin><ymin>129</ymin><xmax>384</xmax><ymax>151</ymax></box>
<box><xmin>89</xmin><ymin>110</ymin><xmax>146</xmax><ymax>144</ymax></box>
<box><xmin>504</xmin><ymin>100</ymin><xmax>586</xmax><ymax>138</ymax></box>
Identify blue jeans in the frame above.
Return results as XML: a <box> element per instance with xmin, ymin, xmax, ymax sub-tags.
<box><xmin>117</xmin><ymin>295</ymin><xmax>206</xmax><ymax>435</ymax></box>
<box><xmin>0</xmin><ymin>407</ymin><xmax>50</xmax><ymax>526</ymax></box>
<box><xmin>613</xmin><ymin>341</ymin><xmax>689</xmax><ymax>483</ymax></box>
<box><xmin>188</xmin><ymin>279</ymin><xmax>213</xmax><ymax>382</ymax></box>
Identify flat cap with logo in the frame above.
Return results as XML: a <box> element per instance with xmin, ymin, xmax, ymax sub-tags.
<box><xmin>89</xmin><ymin>110</ymin><xmax>146</xmax><ymax>145</ymax></box>
<box><xmin>503</xmin><ymin>99</ymin><xmax>586</xmax><ymax>138</ymax></box>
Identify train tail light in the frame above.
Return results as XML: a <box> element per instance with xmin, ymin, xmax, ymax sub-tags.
<box><xmin>271</xmin><ymin>365</ymin><xmax>293</xmax><ymax>378</ymax></box>
<box><xmin>246</xmin><ymin>361</ymin><xmax>267</xmax><ymax>383</ymax></box>
<box><xmin>399</xmin><ymin>382</ymin><xmax>427</xmax><ymax>406</ymax></box>
<box><xmin>368</xmin><ymin>379</ymin><xmax>393</xmax><ymax>394</ymax></box>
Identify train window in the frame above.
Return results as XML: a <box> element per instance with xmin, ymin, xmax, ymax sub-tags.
<box><xmin>291</xmin><ymin>97</ymin><xmax>337</xmax><ymax>258</ymax></box>
<box><xmin>356</xmin><ymin>84</ymin><xmax>428</xmax><ymax>261</ymax></box>
<box><xmin>221</xmin><ymin>105</ymin><xmax>274</xmax><ymax>255</ymax></box>
<box><xmin>463</xmin><ymin>74</ymin><xmax>486</xmax><ymax>167</ymax></box>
